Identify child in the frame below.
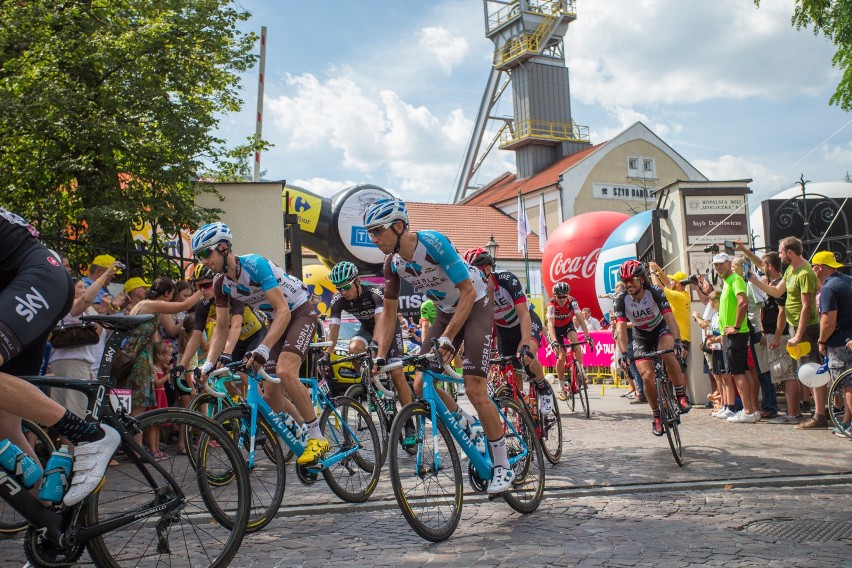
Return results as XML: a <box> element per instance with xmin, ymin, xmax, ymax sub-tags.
<box><xmin>147</xmin><ymin>339</ymin><xmax>172</xmax><ymax>460</ymax></box>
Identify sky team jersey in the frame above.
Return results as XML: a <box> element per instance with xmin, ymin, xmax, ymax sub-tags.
<box><xmin>329</xmin><ymin>282</ymin><xmax>385</xmax><ymax>329</ymax></box>
<box><xmin>491</xmin><ymin>270</ymin><xmax>527</xmax><ymax>328</ymax></box>
<box><xmin>214</xmin><ymin>254</ymin><xmax>310</xmax><ymax>312</ymax></box>
<box><xmin>0</xmin><ymin>208</ymin><xmax>39</xmax><ymax>265</ymax></box>
<box><xmin>546</xmin><ymin>296</ymin><xmax>580</xmax><ymax>328</ymax></box>
<box><xmin>383</xmin><ymin>230</ymin><xmax>486</xmax><ymax>314</ymax></box>
<box><xmin>613</xmin><ymin>285</ymin><xmax>672</xmax><ymax>331</ymax></box>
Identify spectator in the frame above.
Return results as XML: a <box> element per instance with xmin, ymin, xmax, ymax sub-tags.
<box><xmin>713</xmin><ymin>253</ymin><xmax>758</xmax><ymax>423</ymax></box>
<box><xmin>749</xmin><ymin>236</ymin><xmax>823</xmax><ymax>429</ymax></box>
<box><xmin>693</xmin><ymin>289</ymin><xmax>719</xmax><ymax>409</ymax></box>
<box><xmin>811</xmin><ymin>251</ymin><xmax>852</xmax><ymax>437</ymax></box>
<box><xmin>732</xmin><ymin>255</ymin><xmax>765</xmax><ymax>418</ymax></box>
<box><xmin>123</xmin><ymin>277</ymin><xmax>150</xmax><ymax>313</ymax></box>
<box><xmin>60</xmin><ymin>254</ymin><xmax>73</xmax><ymax>275</ymax></box>
<box><xmin>86</xmin><ymin>254</ymin><xmax>123</xmax><ymax>303</ymax></box>
<box><xmin>146</xmin><ymin>339</ymin><xmax>172</xmax><ymax>461</ymax></box>
<box><xmin>582</xmin><ymin>307</ymin><xmax>601</xmax><ymax>331</ymax></box>
<box><xmin>705</xmin><ymin>291</ymin><xmax>738</xmax><ymax>418</ymax></box>
<box><xmin>648</xmin><ymin>263</ymin><xmax>692</xmax><ymax>370</ymax></box>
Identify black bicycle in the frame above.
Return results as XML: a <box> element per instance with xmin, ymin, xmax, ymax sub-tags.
<box><xmin>5</xmin><ymin>314</ymin><xmax>251</xmax><ymax>567</ymax></box>
<box><xmin>640</xmin><ymin>348</ymin><xmax>684</xmax><ymax>466</ymax></box>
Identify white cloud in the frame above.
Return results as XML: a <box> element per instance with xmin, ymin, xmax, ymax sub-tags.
<box><xmin>592</xmin><ymin>107</ymin><xmax>682</xmax><ymax>141</ymax></box>
<box><xmin>693</xmin><ymin>154</ymin><xmax>788</xmax><ymax>197</ymax></box>
<box><xmin>823</xmin><ymin>141</ymin><xmax>852</xmax><ymax>165</ymax></box>
<box><xmin>291</xmin><ymin>177</ymin><xmax>361</xmax><ymax>198</ymax></box>
<box><xmin>419</xmin><ymin>27</ymin><xmax>469</xmax><ymax>75</ymax></box>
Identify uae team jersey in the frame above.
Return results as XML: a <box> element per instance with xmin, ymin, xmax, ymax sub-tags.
<box><xmin>612</xmin><ymin>285</ymin><xmax>671</xmax><ymax>332</ymax></box>
<box><xmin>329</xmin><ymin>282</ymin><xmax>385</xmax><ymax>331</ymax></box>
<box><xmin>214</xmin><ymin>254</ymin><xmax>310</xmax><ymax>312</ymax></box>
<box><xmin>383</xmin><ymin>230</ymin><xmax>487</xmax><ymax>314</ymax></box>
<box><xmin>491</xmin><ymin>270</ymin><xmax>528</xmax><ymax>328</ymax></box>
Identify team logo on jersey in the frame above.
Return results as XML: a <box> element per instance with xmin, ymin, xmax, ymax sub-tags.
<box><xmin>15</xmin><ymin>286</ymin><xmax>49</xmax><ymax>322</ymax></box>
<box><xmin>46</xmin><ymin>255</ymin><xmax>59</xmax><ymax>267</ymax></box>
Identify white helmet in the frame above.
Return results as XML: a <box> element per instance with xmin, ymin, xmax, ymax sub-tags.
<box><xmin>191</xmin><ymin>222</ymin><xmax>232</xmax><ymax>254</ymax></box>
<box><xmin>363</xmin><ymin>198</ymin><xmax>408</xmax><ymax>229</ymax></box>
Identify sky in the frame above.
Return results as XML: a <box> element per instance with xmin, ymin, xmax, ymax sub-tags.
<box><xmin>216</xmin><ymin>0</ymin><xmax>852</xmax><ymax>209</ymax></box>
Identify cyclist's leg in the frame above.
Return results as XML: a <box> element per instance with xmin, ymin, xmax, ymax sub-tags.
<box><xmin>387</xmin><ymin>332</ymin><xmax>412</xmax><ymax>406</ymax></box>
<box><xmin>568</xmin><ymin>329</ymin><xmax>583</xmax><ymax>367</ymax></box>
<box><xmin>414</xmin><ymin>310</ymin><xmax>457</xmax><ymax>406</ymax></box>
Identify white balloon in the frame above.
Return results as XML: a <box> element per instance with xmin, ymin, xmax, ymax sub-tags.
<box><xmin>797</xmin><ymin>362</ymin><xmax>830</xmax><ymax>388</ymax></box>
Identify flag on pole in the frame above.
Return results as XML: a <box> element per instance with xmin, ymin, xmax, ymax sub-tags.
<box><xmin>517</xmin><ymin>193</ymin><xmax>531</xmax><ymax>253</ymax></box>
<box><xmin>538</xmin><ymin>193</ymin><xmax>548</xmax><ymax>252</ymax></box>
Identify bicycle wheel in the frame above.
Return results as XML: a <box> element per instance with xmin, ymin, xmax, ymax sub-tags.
<box><xmin>185</xmin><ymin>392</ymin><xmax>234</xmax><ymax>470</ymax></box>
<box><xmin>537</xmin><ymin>382</ymin><xmax>563</xmax><ymax>464</ymax></box>
<box><xmin>495</xmin><ymin>396</ymin><xmax>545</xmax><ymax>514</ymax></box>
<box><xmin>388</xmin><ymin>402</ymin><xmax>462</xmax><ymax>542</ymax></box>
<box><xmin>568</xmin><ymin>361</ymin><xmax>582</xmax><ymax>412</ymax></box>
<box><xmin>319</xmin><ymin>395</ymin><xmax>382</xmax><ymax>503</ymax></box>
<box><xmin>83</xmin><ymin>409</ymin><xmax>250</xmax><ymax>568</ymax></box>
<box><xmin>345</xmin><ymin>383</ymin><xmax>390</xmax><ymax>468</ymax></box>
<box><xmin>577</xmin><ymin>365</ymin><xmax>590</xmax><ymax>419</ymax></box>
<box><xmin>828</xmin><ymin>368</ymin><xmax>852</xmax><ymax>439</ymax></box>
<box><xmin>0</xmin><ymin>420</ymin><xmax>55</xmax><ymax>534</ymax></box>
<box><xmin>212</xmin><ymin>405</ymin><xmax>286</xmax><ymax>532</ymax></box>
<box><xmin>657</xmin><ymin>377</ymin><xmax>684</xmax><ymax>467</ymax></box>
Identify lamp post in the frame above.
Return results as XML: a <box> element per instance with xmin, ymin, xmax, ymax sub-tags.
<box><xmin>485</xmin><ymin>234</ymin><xmax>499</xmax><ymax>261</ymax></box>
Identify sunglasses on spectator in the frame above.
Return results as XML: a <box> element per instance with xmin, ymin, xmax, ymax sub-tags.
<box><xmin>366</xmin><ymin>223</ymin><xmax>393</xmax><ymax>238</ymax></box>
<box><xmin>196</xmin><ymin>247</ymin><xmax>215</xmax><ymax>260</ymax></box>
<box><xmin>197</xmin><ymin>281</ymin><xmax>213</xmax><ymax>290</ymax></box>
<box><xmin>337</xmin><ymin>282</ymin><xmax>353</xmax><ymax>291</ymax></box>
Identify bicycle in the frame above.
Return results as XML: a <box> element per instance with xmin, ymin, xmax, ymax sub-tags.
<box><xmin>489</xmin><ymin>354</ymin><xmax>563</xmax><ymax>464</ymax></box>
<box><xmin>208</xmin><ymin>360</ymin><xmax>382</xmax><ymax>532</ymax></box>
<box><xmin>382</xmin><ymin>342</ymin><xmax>545</xmax><ymax>542</ymax></box>
<box><xmin>636</xmin><ymin>348</ymin><xmax>684</xmax><ymax>466</ymax></box>
<box><xmin>5</xmin><ymin>313</ymin><xmax>251</xmax><ymax>567</ymax></box>
<box><xmin>557</xmin><ymin>340</ymin><xmax>590</xmax><ymax>418</ymax></box>
<box><xmin>828</xmin><ymin>366</ymin><xmax>852</xmax><ymax>439</ymax></box>
<box><xmin>0</xmin><ymin>419</ymin><xmax>55</xmax><ymax>534</ymax></box>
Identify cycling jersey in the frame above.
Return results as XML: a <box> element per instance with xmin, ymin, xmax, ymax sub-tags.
<box><xmin>383</xmin><ymin>230</ymin><xmax>486</xmax><ymax>313</ymax></box>
<box><xmin>194</xmin><ymin>283</ymin><xmax>264</xmax><ymax>342</ymax></box>
<box><xmin>547</xmin><ymin>296</ymin><xmax>580</xmax><ymax>329</ymax></box>
<box><xmin>214</xmin><ymin>254</ymin><xmax>310</xmax><ymax>312</ymax></box>
<box><xmin>613</xmin><ymin>285</ymin><xmax>671</xmax><ymax>332</ymax></box>
<box><xmin>328</xmin><ymin>282</ymin><xmax>384</xmax><ymax>330</ymax></box>
<box><xmin>0</xmin><ymin>208</ymin><xmax>40</xmax><ymax>266</ymax></box>
<box><xmin>491</xmin><ymin>270</ymin><xmax>527</xmax><ymax>328</ymax></box>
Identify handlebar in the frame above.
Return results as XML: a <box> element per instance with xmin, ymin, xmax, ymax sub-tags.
<box><xmin>629</xmin><ymin>348</ymin><xmax>676</xmax><ymax>362</ymax></box>
<box><xmin>309</xmin><ymin>341</ymin><xmax>333</xmax><ymax>349</ymax></box>
<box><xmin>208</xmin><ymin>363</ymin><xmax>281</xmax><ymax>384</ymax></box>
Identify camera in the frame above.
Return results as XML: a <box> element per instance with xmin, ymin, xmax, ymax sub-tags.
<box><xmin>679</xmin><ymin>275</ymin><xmax>699</xmax><ymax>286</ymax></box>
<box><xmin>703</xmin><ymin>244</ymin><xmax>719</xmax><ymax>254</ymax></box>
<box><xmin>115</xmin><ymin>262</ymin><xmax>126</xmax><ymax>271</ymax></box>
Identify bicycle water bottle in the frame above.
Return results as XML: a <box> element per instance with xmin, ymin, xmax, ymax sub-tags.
<box><xmin>0</xmin><ymin>439</ymin><xmax>43</xmax><ymax>488</ymax></box>
<box><xmin>38</xmin><ymin>445</ymin><xmax>73</xmax><ymax>503</ymax></box>
<box><xmin>470</xmin><ymin>419</ymin><xmax>486</xmax><ymax>455</ymax></box>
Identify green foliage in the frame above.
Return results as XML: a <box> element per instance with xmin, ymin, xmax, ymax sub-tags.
<box><xmin>756</xmin><ymin>0</ymin><xmax>852</xmax><ymax>111</ymax></box>
<box><xmin>0</xmin><ymin>0</ymin><xmax>258</xmax><ymax>244</ymax></box>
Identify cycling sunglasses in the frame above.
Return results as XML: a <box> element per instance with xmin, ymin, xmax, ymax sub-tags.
<box><xmin>337</xmin><ymin>282</ymin><xmax>354</xmax><ymax>291</ymax></box>
<box><xmin>197</xmin><ymin>281</ymin><xmax>213</xmax><ymax>290</ymax></box>
<box><xmin>621</xmin><ymin>277</ymin><xmax>640</xmax><ymax>284</ymax></box>
<box><xmin>196</xmin><ymin>247</ymin><xmax>215</xmax><ymax>260</ymax></box>
<box><xmin>555</xmin><ymin>294</ymin><xmax>568</xmax><ymax>299</ymax></box>
<box><xmin>366</xmin><ymin>223</ymin><xmax>393</xmax><ymax>238</ymax></box>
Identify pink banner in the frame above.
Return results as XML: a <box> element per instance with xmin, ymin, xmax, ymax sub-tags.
<box><xmin>537</xmin><ymin>330</ymin><xmax>615</xmax><ymax>367</ymax></box>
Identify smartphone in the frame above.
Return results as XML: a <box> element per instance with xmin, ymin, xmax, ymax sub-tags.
<box><xmin>724</xmin><ymin>240</ymin><xmax>735</xmax><ymax>250</ymax></box>
<box><xmin>742</xmin><ymin>260</ymin><xmax>751</xmax><ymax>279</ymax></box>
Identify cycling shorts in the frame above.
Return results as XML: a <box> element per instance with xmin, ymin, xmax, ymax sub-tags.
<box><xmin>496</xmin><ymin>311</ymin><xmax>544</xmax><ymax>357</ymax></box>
<box><xmin>423</xmin><ymin>296</ymin><xmax>493</xmax><ymax>378</ymax></box>
<box><xmin>630</xmin><ymin>324</ymin><xmax>672</xmax><ymax>362</ymax></box>
<box><xmin>0</xmin><ymin>244</ymin><xmax>74</xmax><ymax>375</ymax></box>
<box><xmin>553</xmin><ymin>325</ymin><xmax>578</xmax><ymax>348</ymax></box>
<box><xmin>232</xmin><ymin>326</ymin><xmax>267</xmax><ymax>362</ymax></box>
<box><xmin>265</xmin><ymin>302</ymin><xmax>319</xmax><ymax>369</ymax></box>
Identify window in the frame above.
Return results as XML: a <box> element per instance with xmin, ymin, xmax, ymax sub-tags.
<box><xmin>628</xmin><ymin>157</ymin><xmax>638</xmax><ymax>170</ymax></box>
<box><xmin>627</xmin><ymin>156</ymin><xmax>655</xmax><ymax>179</ymax></box>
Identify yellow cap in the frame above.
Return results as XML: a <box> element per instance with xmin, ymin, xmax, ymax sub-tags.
<box><xmin>667</xmin><ymin>271</ymin><xmax>688</xmax><ymax>282</ymax></box>
<box><xmin>810</xmin><ymin>250</ymin><xmax>842</xmax><ymax>269</ymax></box>
<box><xmin>124</xmin><ymin>277</ymin><xmax>150</xmax><ymax>293</ymax></box>
<box><xmin>91</xmin><ymin>254</ymin><xmax>122</xmax><ymax>274</ymax></box>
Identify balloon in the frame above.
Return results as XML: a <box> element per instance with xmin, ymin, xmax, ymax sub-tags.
<box><xmin>302</xmin><ymin>264</ymin><xmax>335</xmax><ymax>317</ymax></box>
<box><xmin>797</xmin><ymin>361</ymin><xmax>830</xmax><ymax>387</ymax></box>
<box><xmin>542</xmin><ymin>211</ymin><xmax>630</xmax><ymax>320</ymax></box>
<box><xmin>595</xmin><ymin>211</ymin><xmax>653</xmax><ymax>315</ymax></box>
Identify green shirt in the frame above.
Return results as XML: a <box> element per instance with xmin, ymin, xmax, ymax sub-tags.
<box><xmin>719</xmin><ymin>272</ymin><xmax>749</xmax><ymax>333</ymax></box>
<box><xmin>783</xmin><ymin>263</ymin><xmax>819</xmax><ymax>328</ymax></box>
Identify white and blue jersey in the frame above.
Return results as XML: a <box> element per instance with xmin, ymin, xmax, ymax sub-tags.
<box><xmin>383</xmin><ymin>230</ymin><xmax>487</xmax><ymax>314</ymax></box>
<box><xmin>214</xmin><ymin>254</ymin><xmax>310</xmax><ymax>312</ymax></box>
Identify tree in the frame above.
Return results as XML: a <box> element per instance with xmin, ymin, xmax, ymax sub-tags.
<box><xmin>755</xmin><ymin>0</ymin><xmax>852</xmax><ymax>111</ymax></box>
<box><xmin>0</xmin><ymin>0</ymin><xmax>258</xmax><ymax>246</ymax></box>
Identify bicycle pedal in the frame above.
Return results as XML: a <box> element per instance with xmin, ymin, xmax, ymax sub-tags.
<box><xmin>487</xmin><ymin>491</ymin><xmax>508</xmax><ymax>501</ymax></box>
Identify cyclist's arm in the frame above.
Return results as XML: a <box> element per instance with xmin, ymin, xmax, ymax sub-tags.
<box><xmin>325</xmin><ymin>323</ymin><xmax>341</xmax><ymax>356</ymax></box>
<box><xmin>376</xmin><ymin>298</ymin><xmax>399</xmax><ymax>359</ymax></box>
<box><xmin>614</xmin><ymin>320</ymin><xmax>629</xmax><ymax>353</ymax></box>
<box><xmin>178</xmin><ymin>330</ymin><xmax>203</xmax><ymax>369</ymax></box>
<box><xmin>261</xmin><ymin>287</ymin><xmax>291</xmax><ymax>351</ymax></box>
<box><xmin>204</xmin><ymin>306</ymin><xmax>231</xmax><ymax>366</ymax></box>
<box><xmin>223</xmin><ymin>311</ymin><xmax>243</xmax><ymax>355</ymax></box>
<box><xmin>662</xmin><ymin>310</ymin><xmax>682</xmax><ymax>343</ymax></box>
<box><xmin>517</xmin><ymin>300</ymin><xmax>533</xmax><ymax>349</ymax></box>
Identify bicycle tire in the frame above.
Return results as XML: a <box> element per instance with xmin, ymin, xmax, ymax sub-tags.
<box><xmin>319</xmin><ymin>395</ymin><xmax>382</xmax><ymax>503</ymax></box>
<box><xmin>827</xmin><ymin>367</ymin><xmax>852</xmax><ymax>439</ymax></box>
<box><xmin>84</xmin><ymin>408</ymin><xmax>250</xmax><ymax>568</ymax></box>
<box><xmin>345</xmin><ymin>383</ymin><xmax>391</xmax><ymax>468</ymax></box>
<box><xmin>212</xmin><ymin>405</ymin><xmax>287</xmax><ymax>532</ymax></box>
<box><xmin>496</xmin><ymin>396</ymin><xmax>545</xmax><ymax>513</ymax></box>
<box><xmin>185</xmin><ymin>392</ymin><xmax>235</xmax><ymax>468</ymax></box>
<box><xmin>537</xmin><ymin>381</ymin><xmax>563</xmax><ymax>464</ymax></box>
<box><xmin>657</xmin><ymin>375</ymin><xmax>684</xmax><ymax>466</ymax></box>
<box><xmin>577</xmin><ymin>365</ymin><xmax>590</xmax><ymax>419</ymax></box>
<box><xmin>0</xmin><ymin>420</ymin><xmax>55</xmax><ymax>534</ymax></box>
<box><xmin>388</xmin><ymin>402</ymin><xmax>463</xmax><ymax>542</ymax></box>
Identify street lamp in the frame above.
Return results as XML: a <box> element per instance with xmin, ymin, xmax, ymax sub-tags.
<box><xmin>485</xmin><ymin>234</ymin><xmax>499</xmax><ymax>260</ymax></box>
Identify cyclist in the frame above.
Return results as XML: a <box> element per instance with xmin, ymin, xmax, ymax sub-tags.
<box><xmin>546</xmin><ymin>281</ymin><xmax>593</xmax><ymax>400</ymax></box>
<box><xmin>0</xmin><ymin>207</ymin><xmax>119</xmax><ymax>506</ymax></box>
<box><xmin>366</xmin><ymin>198</ymin><xmax>513</xmax><ymax>495</ymax></box>
<box><xmin>323</xmin><ymin>261</ymin><xmax>415</xmax><ymax>442</ymax></box>
<box><xmin>192</xmin><ymin>222</ymin><xmax>328</xmax><ymax>465</ymax></box>
<box><xmin>463</xmin><ymin>247</ymin><xmax>552</xmax><ymax>413</ymax></box>
<box><xmin>175</xmin><ymin>263</ymin><xmax>268</xmax><ymax>396</ymax></box>
<box><xmin>613</xmin><ymin>260</ymin><xmax>690</xmax><ymax>436</ymax></box>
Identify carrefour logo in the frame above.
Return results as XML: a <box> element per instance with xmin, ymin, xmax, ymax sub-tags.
<box><xmin>292</xmin><ymin>197</ymin><xmax>311</xmax><ymax>212</ymax></box>
<box><xmin>603</xmin><ymin>257</ymin><xmax>633</xmax><ymax>293</ymax></box>
<box><xmin>351</xmin><ymin>227</ymin><xmax>377</xmax><ymax>248</ymax></box>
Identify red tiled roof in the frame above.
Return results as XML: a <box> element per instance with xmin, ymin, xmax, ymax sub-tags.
<box><xmin>406</xmin><ymin>202</ymin><xmax>541</xmax><ymax>261</ymax></box>
<box><xmin>460</xmin><ymin>143</ymin><xmax>605</xmax><ymax>206</ymax></box>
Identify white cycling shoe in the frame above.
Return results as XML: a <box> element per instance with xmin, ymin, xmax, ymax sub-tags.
<box><xmin>63</xmin><ymin>425</ymin><xmax>121</xmax><ymax>506</ymax></box>
<box><xmin>538</xmin><ymin>392</ymin><xmax>554</xmax><ymax>415</ymax></box>
<box><xmin>487</xmin><ymin>465</ymin><xmax>515</xmax><ymax>495</ymax></box>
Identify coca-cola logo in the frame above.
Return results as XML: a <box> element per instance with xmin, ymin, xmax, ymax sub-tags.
<box><xmin>550</xmin><ymin>248</ymin><xmax>601</xmax><ymax>282</ymax></box>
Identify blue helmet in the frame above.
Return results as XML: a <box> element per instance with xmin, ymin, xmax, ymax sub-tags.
<box><xmin>363</xmin><ymin>198</ymin><xmax>408</xmax><ymax>229</ymax></box>
<box><xmin>191</xmin><ymin>222</ymin><xmax>232</xmax><ymax>254</ymax></box>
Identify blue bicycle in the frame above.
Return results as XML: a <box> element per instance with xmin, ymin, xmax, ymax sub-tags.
<box><xmin>382</xmin><ymin>343</ymin><xmax>545</xmax><ymax>542</ymax></box>
<box><xmin>208</xmin><ymin>362</ymin><xmax>381</xmax><ymax>532</ymax></box>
